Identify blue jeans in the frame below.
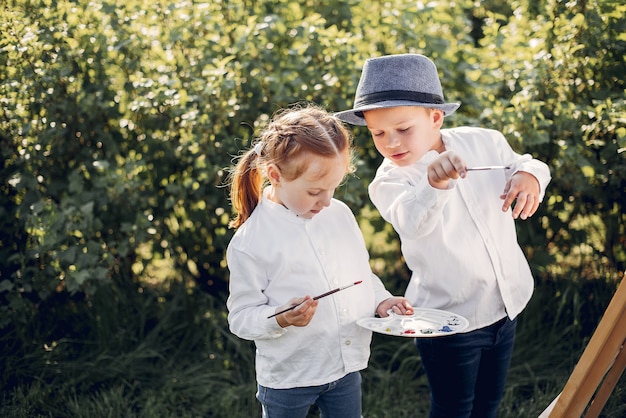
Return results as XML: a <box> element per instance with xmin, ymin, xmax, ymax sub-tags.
<box><xmin>415</xmin><ymin>317</ymin><xmax>516</xmax><ymax>418</ymax></box>
<box><xmin>256</xmin><ymin>371</ymin><xmax>362</xmax><ymax>418</ymax></box>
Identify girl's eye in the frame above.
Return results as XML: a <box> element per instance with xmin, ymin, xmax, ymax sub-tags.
<box><xmin>398</xmin><ymin>127</ymin><xmax>410</xmax><ymax>133</ymax></box>
<box><xmin>371</xmin><ymin>131</ymin><xmax>384</xmax><ymax>138</ymax></box>
<box><xmin>309</xmin><ymin>191</ymin><xmax>321</xmax><ymax>196</ymax></box>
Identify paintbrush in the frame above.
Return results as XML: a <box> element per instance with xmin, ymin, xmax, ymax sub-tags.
<box><xmin>466</xmin><ymin>165</ymin><xmax>510</xmax><ymax>171</ymax></box>
<box><xmin>267</xmin><ymin>281</ymin><xmax>363</xmax><ymax>319</ymax></box>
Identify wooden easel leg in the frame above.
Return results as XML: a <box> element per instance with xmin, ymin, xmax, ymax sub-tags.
<box><xmin>585</xmin><ymin>340</ymin><xmax>626</xmax><ymax>418</ymax></box>
<box><xmin>547</xmin><ymin>278</ymin><xmax>626</xmax><ymax>418</ymax></box>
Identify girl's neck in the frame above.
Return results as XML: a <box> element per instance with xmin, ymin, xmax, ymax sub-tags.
<box><xmin>267</xmin><ymin>186</ymin><xmax>287</xmax><ymax>209</ymax></box>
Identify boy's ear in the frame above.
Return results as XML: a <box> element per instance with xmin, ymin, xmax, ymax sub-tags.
<box><xmin>267</xmin><ymin>163</ymin><xmax>281</xmax><ymax>186</ymax></box>
<box><xmin>432</xmin><ymin>109</ymin><xmax>445</xmax><ymax>128</ymax></box>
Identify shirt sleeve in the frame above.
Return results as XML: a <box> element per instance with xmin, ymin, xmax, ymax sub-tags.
<box><xmin>226</xmin><ymin>245</ymin><xmax>287</xmax><ymax>341</ymax></box>
<box><xmin>341</xmin><ymin>200</ymin><xmax>394</xmax><ymax>307</ymax></box>
<box><xmin>369</xmin><ymin>271</ymin><xmax>393</xmax><ymax>307</ymax></box>
<box><xmin>368</xmin><ymin>153</ymin><xmax>455</xmax><ymax>239</ymax></box>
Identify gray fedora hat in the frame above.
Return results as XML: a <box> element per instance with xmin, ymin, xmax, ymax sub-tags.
<box><xmin>335</xmin><ymin>54</ymin><xmax>460</xmax><ymax>126</ymax></box>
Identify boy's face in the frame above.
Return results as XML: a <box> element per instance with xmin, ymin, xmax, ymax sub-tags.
<box><xmin>363</xmin><ymin>106</ymin><xmax>444</xmax><ymax>167</ymax></box>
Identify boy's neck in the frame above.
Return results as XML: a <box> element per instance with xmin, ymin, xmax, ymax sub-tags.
<box><xmin>434</xmin><ymin>137</ymin><xmax>446</xmax><ymax>153</ymax></box>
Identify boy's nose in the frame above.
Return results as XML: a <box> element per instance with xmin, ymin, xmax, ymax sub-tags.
<box><xmin>386</xmin><ymin>134</ymin><xmax>401</xmax><ymax>148</ymax></box>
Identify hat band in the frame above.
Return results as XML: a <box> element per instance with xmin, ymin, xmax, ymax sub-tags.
<box><xmin>355</xmin><ymin>90</ymin><xmax>444</xmax><ymax>107</ymax></box>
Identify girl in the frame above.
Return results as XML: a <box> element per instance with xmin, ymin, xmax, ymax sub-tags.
<box><xmin>226</xmin><ymin>104</ymin><xmax>412</xmax><ymax>418</ymax></box>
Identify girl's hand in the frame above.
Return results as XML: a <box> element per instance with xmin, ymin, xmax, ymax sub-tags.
<box><xmin>274</xmin><ymin>296</ymin><xmax>318</xmax><ymax>328</ymax></box>
<box><xmin>428</xmin><ymin>151</ymin><xmax>467</xmax><ymax>190</ymax></box>
<box><xmin>376</xmin><ymin>297</ymin><xmax>414</xmax><ymax>317</ymax></box>
<box><xmin>500</xmin><ymin>171</ymin><xmax>541</xmax><ymax>220</ymax></box>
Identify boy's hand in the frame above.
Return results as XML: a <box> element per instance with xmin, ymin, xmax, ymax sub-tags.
<box><xmin>500</xmin><ymin>171</ymin><xmax>541</xmax><ymax>220</ymax></box>
<box><xmin>275</xmin><ymin>296</ymin><xmax>318</xmax><ymax>328</ymax></box>
<box><xmin>376</xmin><ymin>297</ymin><xmax>414</xmax><ymax>317</ymax></box>
<box><xmin>427</xmin><ymin>151</ymin><xmax>467</xmax><ymax>190</ymax></box>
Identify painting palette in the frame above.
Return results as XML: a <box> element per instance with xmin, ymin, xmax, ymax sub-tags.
<box><xmin>357</xmin><ymin>307</ymin><xmax>469</xmax><ymax>338</ymax></box>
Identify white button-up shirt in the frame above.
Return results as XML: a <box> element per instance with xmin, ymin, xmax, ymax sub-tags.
<box><xmin>226</xmin><ymin>192</ymin><xmax>393</xmax><ymax>389</ymax></box>
<box><xmin>369</xmin><ymin>127</ymin><xmax>551</xmax><ymax>331</ymax></box>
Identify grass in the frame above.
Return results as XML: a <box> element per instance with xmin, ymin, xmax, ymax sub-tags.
<box><xmin>1</xmin><ymin>276</ymin><xmax>624</xmax><ymax>418</ymax></box>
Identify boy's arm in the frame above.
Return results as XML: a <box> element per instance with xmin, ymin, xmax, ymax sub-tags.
<box><xmin>369</xmin><ymin>158</ymin><xmax>454</xmax><ymax>238</ymax></box>
<box><xmin>512</xmin><ymin>157</ymin><xmax>551</xmax><ymax>201</ymax></box>
<box><xmin>501</xmin><ymin>171</ymin><xmax>541</xmax><ymax>220</ymax></box>
<box><xmin>502</xmin><ymin>155</ymin><xmax>551</xmax><ymax>220</ymax></box>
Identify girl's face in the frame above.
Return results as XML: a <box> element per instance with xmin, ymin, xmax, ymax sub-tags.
<box><xmin>363</xmin><ymin>106</ymin><xmax>444</xmax><ymax>166</ymax></box>
<box><xmin>268</xmin><ymin>153</ymin><xmax>348</xmax><ymax>219</ymax></box>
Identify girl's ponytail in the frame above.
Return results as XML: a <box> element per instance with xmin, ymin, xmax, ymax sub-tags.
<box><xmin>228</xmin><ymin>146</ymin><xmax>263</xmax><ymax>229</ymax></box>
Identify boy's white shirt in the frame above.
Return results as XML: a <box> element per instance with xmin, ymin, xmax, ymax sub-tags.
<box><xmin>369</xmin><ymin>126</ymin><xmax>551</xmax><ymax>331</ymax></box>
<box><xmin>226</xmin><ymin>191</ymin><xmax>392</xmax><ymax>389</ymax></box>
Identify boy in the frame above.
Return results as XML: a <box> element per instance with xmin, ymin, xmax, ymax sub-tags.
<box><xmin>335</xmin><ymin>54</ymin><xmax>551</xmax><ymax>418</ymax></box>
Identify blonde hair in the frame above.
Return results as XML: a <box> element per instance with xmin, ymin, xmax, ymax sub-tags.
<box><xmin>228</xmin><ymin>104</ymin><xmax>354</xmax><ymax>229</ymax></box>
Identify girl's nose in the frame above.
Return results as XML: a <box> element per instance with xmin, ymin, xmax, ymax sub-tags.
<box><xmin>321</xmin><ymin>191</ymin><xmax>333</xmax><ymax>207</ymax></box>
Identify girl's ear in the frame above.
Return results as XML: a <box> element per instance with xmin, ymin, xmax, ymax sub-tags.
<box><xmin>267</xmin><ymin>163</ymin><xmax>281</xmax><ymax>186</ymax></box>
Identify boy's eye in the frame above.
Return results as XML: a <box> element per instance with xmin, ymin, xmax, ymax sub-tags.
<box><xmin>309</xmin><ymin>191</ymin><xmax>321</xmax><ymax>196</ymax></box>
<box><xmin>371</xmin><ymin>131</ymin><xmax>384</xmax><ymax>137</ymax></box>
<box><xmin>398</xmin><ymin>127</ymin><xmax>411</xmax><ymax>133</ymax></box>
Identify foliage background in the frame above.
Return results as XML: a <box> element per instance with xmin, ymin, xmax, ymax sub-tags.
<box><xmin>1</xmin><ymin>0</ymin><xmax>624</xmax><ymax>416</ymax></box>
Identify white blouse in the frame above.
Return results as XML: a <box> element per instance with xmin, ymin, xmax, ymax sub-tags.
<box><xmin>369</xmin><ymin>126</ymin><xmax>551</xmax><ymax>332</ymax></box>
<box><xmin>226</xmin><ymin>191</ymin><xmax>392</xmax><ymax>389</ymax></box>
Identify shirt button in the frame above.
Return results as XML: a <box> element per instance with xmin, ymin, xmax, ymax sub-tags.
<box><xmin>345</xmin><ymin>340</ymin><xmax>351</xmax><ymax>346</ymax></box>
